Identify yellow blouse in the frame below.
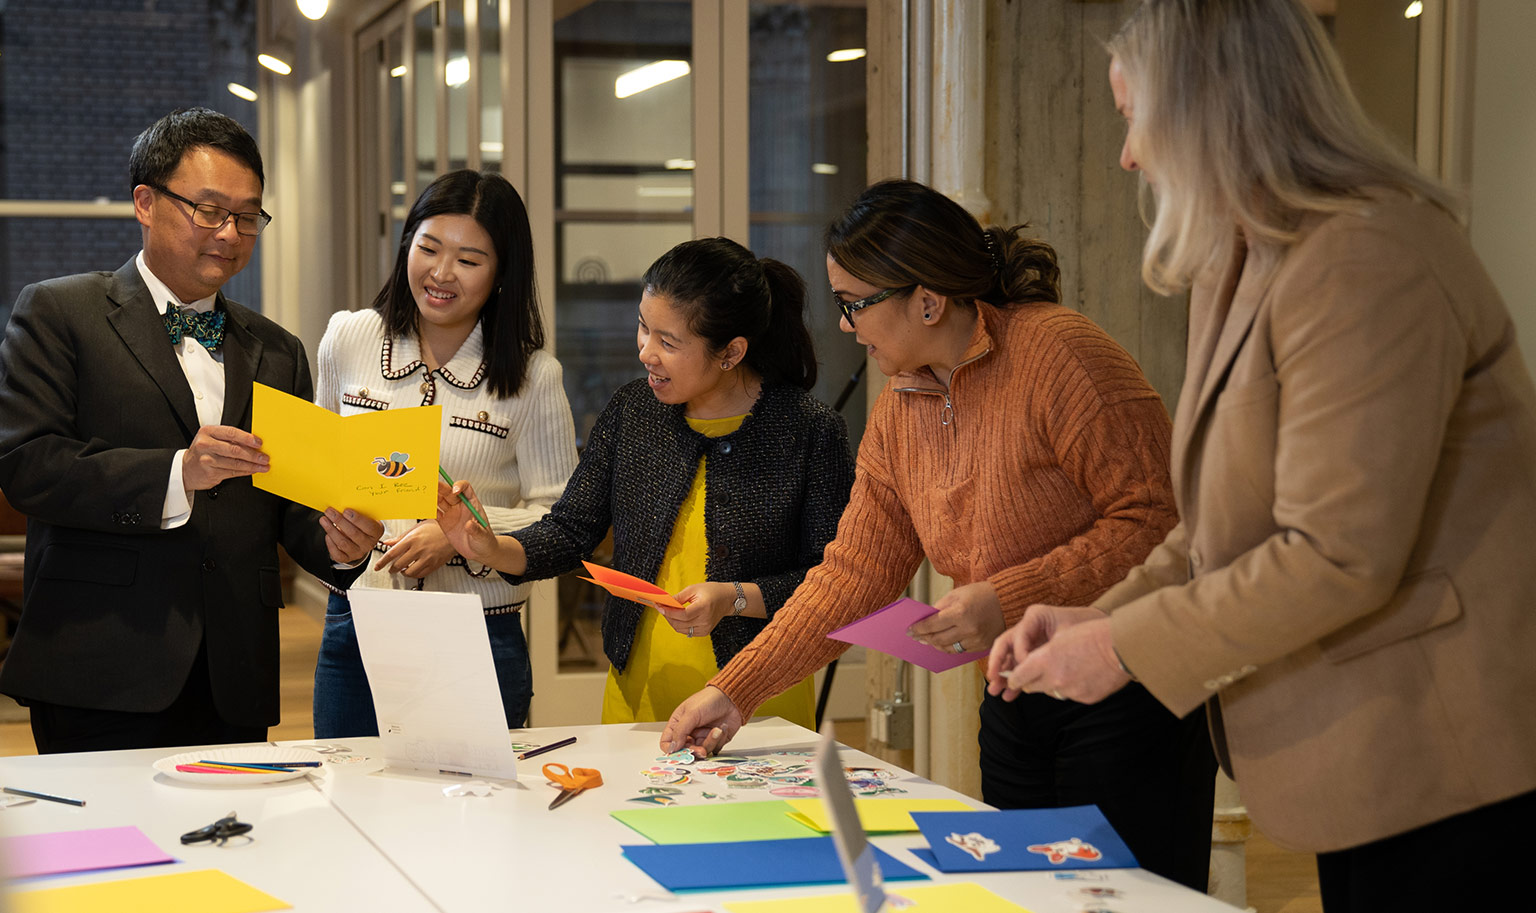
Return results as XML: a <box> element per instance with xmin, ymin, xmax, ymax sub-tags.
<box><xmin>600</xmin><ymin>412</ymin><xmax>815</xmax><ymax>727</ymax></box>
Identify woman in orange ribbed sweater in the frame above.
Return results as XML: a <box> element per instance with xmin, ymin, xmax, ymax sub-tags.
<box><xmin>663</xmin><ymin>180</ymin><xmax>1216</xmax><ymax>890</ymax></box>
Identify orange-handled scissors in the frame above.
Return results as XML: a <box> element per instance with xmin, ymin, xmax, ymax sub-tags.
<box><xmin>543</xmin><ymin>762</ymin><xmax>602</xmax><ymax>810</ymax></box>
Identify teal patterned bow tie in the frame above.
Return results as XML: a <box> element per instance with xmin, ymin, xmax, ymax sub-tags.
<box><xmin>164</xmin><ymin>304</ymin><xmax>226</xmax><ymax>351</ymax></box>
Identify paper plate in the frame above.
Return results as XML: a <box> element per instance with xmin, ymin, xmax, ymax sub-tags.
<box><xmin>153</xmin><ymin>746</ymin><xmax>324</xmax><ymax>785</ymax></box>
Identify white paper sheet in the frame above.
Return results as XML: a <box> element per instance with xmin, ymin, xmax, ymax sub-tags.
<box><xmin>816</xmin><ymin>722</ymin><xmax>888</xmax><ymax>913</ymax></box>
<box><xmin>348</xmin><ymin>587</ymin><xmax>519</xmax><ymax>779</ymax></box>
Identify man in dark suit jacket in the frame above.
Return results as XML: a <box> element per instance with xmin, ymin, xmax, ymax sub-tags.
<box><xmin>0</xmin><ymin>108</ymin><xmax>383</xmax><ymax>753</ymax></box>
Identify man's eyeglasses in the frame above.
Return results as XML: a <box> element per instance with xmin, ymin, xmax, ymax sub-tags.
<box><xmin>835</xmin><ymin>285</ymin><xmax>915</xmax><ymax>327</ymax></box>
<box><xmin>152</xmin><ymin>185</ymin><xmax>272</xmax><ymax>237</ymax></box>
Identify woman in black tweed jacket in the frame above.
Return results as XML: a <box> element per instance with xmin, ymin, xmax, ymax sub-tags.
<box><xmin>439</xmin><ymin>238</ymin><xmax>855</xmax><ymax>724</ymax></box>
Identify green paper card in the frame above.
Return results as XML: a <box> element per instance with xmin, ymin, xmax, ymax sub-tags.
<box><xmin>612</xmin><ymin>800</ymin><xmax>821</xmax><ymax>844</ymax></box>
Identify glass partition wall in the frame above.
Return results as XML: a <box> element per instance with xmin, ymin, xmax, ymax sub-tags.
<box><xmin>354</xmin><ymin>0</ymin><xmax>868</xmax><ymax>724</ymax></box>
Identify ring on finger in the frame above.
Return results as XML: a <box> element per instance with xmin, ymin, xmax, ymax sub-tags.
<box><xmin>688</xmin><ymin>625</ymin><xmax>695</xmax><ymax>638</ymax></box>
<box><xmin>950</xmin><ymin>641</ymin><xmax>965</xmax><ymax>654</ymax></box>
<box><xmin>1051</xmin><ymin>689</ymin><xmax>1065</xmax><ymax>701</ymax></box>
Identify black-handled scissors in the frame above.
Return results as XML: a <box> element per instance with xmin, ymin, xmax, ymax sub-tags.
<box><xmin>181</xmin><ymin>810</ymin><xmax>254</xmax><ymax>845</ymax></box>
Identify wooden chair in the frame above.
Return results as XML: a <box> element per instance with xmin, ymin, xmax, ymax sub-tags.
<box><xmin>0</xmin><ymin>491</ymin><xmax>27</xmax><ymax>660</ymax></box>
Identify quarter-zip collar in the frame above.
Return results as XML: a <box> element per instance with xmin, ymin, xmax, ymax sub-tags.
<box><xmin>890</xmin><ymin>302</ymin><xmax>998</xmax><ymax>425</ymax></box>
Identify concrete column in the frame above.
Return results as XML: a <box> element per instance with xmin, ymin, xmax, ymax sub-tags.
<box><xmin>1208</xmin><ymin>771</ymin><xmax>1256</xmax><ymax>912</ymax></box>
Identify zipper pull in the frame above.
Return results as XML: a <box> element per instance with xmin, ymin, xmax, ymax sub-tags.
<box><xmin>941</xmin><ymin>394</ymin><xmax>953</xmax><ymax>427</ymax></box>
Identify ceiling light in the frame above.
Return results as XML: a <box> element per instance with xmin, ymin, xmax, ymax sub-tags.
<box><xmin>390</xmin><ymin>65</ymin><xmax>407</xmax><ymax>78</ymax></box>
<box><xmin>480</xmin><ymin>141</ymin><xmax>504</xmax><ymax>155</ymax></box>
<box><xmin>615</xmin><ymin>60</ymin><xmax>690</xmax><ymax>99</ymax></box>
<box><xmin>664</xmin><ymin>159</ymin><xmax>696</xmax><ymax>170</ymax></box>
<box><xmin>227</xmin><ymin>83</ymin><xmax>258</xmax><ymax>102</ymax></box>
<box><xmin>826</xmin><ymin>48</ymin><xmax>866</xmax><ymax>63</ymax></box>
<box><xmin>446</xmin><ymin>56</ymin><xmax>470</xmax><ymax>88</ymax></box>
<box><xmin>258</xmin><ymin>54</ymin><xmax>292</xmax><ymax>75</ymax></box>
<box><xmin>811</xmin><ymin>163</ymin><xmax>839</xmax><ymax>175</ymax></box>
<box><xmin>1404</xmin><ymin>1</ymin><xmax>1422</xmax><ymax>17</ymax></box>
<box><xmin>297</xmin><ymin>0</ymin><xmax>329</xmax><ymax>20</ymax></box>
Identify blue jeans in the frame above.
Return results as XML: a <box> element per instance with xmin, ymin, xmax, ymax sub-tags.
<box><xmin>312</xmin><ymin>591</ymin><xmax>533</xmax><ymax>738</ymax></box>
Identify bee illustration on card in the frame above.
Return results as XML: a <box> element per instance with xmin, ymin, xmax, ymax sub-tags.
<box><xmin>373</xmin><ymin>451</ymin><xmax>415</xmax><ymax>477</ymax></box>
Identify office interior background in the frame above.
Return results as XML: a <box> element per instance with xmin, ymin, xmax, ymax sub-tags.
<box><xmin>0</xmin><ymin>0</ymin><xmax>1532</xmax><ymax>868</ymax></box>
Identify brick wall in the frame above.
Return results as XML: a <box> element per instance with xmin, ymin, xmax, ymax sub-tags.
<box><xmin>0</xmin><ymin>0</ymin><xmax>260</xmax><ymax>308</ymax></box>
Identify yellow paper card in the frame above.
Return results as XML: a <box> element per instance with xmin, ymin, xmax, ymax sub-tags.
<box><xmin>724</xmin><ymin>881</ymin><xmax>1033</xmax><ymax>913</ymax></box>
<box><xmin>10</xmin><ymin>868</ymin><xmax>291</xmax><ymax>913</ymax></box>
<box><xmin>252</xmin><ymin>383</ymin><xmax>441</xmax><ymax>519</ymax></box>
<box><xmin>785</xmin><ymin>797</ymin><xmax>975</xmax><ymax>833</ymax></box>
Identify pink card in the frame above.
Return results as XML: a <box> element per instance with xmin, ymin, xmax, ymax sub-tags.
<box><xmin>826</xmin><ymin>597</ymin><xmax>991</xmax><ymax>672</ymax></box>
<box><xmin>1</xmin><ymin>824</ymin><xmax>175</xmax><ymax>878</ymax></box>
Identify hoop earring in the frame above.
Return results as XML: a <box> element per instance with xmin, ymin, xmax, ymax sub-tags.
<box><xmin>923</xmin><ymin>312</ymin><xmax>931</xmax><ymax>320</ymax></box>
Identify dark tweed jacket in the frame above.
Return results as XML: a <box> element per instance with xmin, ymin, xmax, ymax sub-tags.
<box><xmin>503</xmin><ymin>378</ymin><xmax>855</xmax><ymax>672</ymax></box>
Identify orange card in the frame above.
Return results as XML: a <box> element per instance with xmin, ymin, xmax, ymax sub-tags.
<box><xmin>580</xmin><ymin>561</ymin><xmax>687</xmax><ymax>609</ymax></box>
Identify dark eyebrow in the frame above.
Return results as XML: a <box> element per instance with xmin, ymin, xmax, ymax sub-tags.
<box><xmin>638</xmin><ymin>312</ymin><xmax>682</xmax><ymax>344</ymax></box>
<box><xmin>187</xmin><ymin>186</ymin><xmax>262</xmax><ymax>210</ymax></box>
<box><xmin>415</xmin><ymin>232</ymin><xmax>490</xmax><ymax>258</ymax></box>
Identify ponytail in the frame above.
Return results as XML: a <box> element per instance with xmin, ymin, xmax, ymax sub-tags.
<box><xmin>746</xmin><ymin>259</ymin><xmax>817</xmax><ymax>390</ymax></box>
<box><xmin>987</xmin><ymin>225</ymin><xmax>1061</xmax><ymax>305</ymax></box>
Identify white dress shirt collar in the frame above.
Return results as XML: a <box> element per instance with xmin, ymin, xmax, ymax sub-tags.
<box><xmin>135</xmin><ymin>250</ymin><xmax>218</xmax><ymax>316</ymax></box>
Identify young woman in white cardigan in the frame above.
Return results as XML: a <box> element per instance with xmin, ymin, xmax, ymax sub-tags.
<box><xmin>311</xmin><ymin>170</ymin><xmax>577</xmax><ymax>736</ymax></box>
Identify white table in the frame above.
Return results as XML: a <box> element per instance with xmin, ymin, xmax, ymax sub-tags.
<box><xmin>0</xmin><ymin>719</ymin><xmax>1239</xmax><ymax>912</ymax></box>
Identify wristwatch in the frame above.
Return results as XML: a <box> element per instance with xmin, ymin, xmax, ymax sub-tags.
<box><xmin>730</xmin><ymin>582</ymin><xmax>748</xmax><ymax>616</ymax></box>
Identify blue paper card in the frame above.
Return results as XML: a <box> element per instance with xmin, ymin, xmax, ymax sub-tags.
<box><xmin>621</xmin><ymin>835</ymin><xmax>927</xmax><ymax>892</ymax></box>
<box><xmin>910</xmin><ymin>805</ymin><xmax>1138</xmax><ymax>872</ymax></box>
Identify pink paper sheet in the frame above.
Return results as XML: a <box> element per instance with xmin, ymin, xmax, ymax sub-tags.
<box><xmin>826</xmin><ymin>597</ymin><xmax>991</xmax><ymax>672</ymax></box>
<box><xmin>1</xmin><ymin>825</ymin><xmax>175</xmax><ymax>879</ymax></box>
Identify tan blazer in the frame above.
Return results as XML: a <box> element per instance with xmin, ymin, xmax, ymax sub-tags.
<box><xmin>1096</xmin><ymin>193</ymin><xmax>1536</xmax><ymax>852</ymax></box>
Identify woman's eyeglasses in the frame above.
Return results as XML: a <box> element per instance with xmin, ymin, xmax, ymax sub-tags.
<box><xmin>835</xmin><ymin>285</ymin><xmax>915</xmax><ymax>327</ymax></box>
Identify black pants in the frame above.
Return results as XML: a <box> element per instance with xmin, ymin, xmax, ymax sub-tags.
<box><xmin>1317</xmin><ymin>788</ymin><xmax>1536</xmax><ymax>913</ymax></box>
<box><xmin>26</xmin><ymin>641</ymin><xmax>266</xmax><ymax>754</ymax></box>
<box><xmin>979</xmin><ymin>685</ymin><xmax>1217</xmax><ymax>892</ymax></box>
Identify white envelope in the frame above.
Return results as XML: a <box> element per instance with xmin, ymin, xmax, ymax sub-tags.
<box><xmin>348</xmin><ymin>587</ymin><xmax>519</xmax><ymax>780</ymax></box>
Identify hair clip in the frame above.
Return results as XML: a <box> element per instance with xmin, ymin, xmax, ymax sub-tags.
<box><xmin>982</xmin><ymin>229</ymin><xmax>1005</xmax><ymax>274</ymax></box>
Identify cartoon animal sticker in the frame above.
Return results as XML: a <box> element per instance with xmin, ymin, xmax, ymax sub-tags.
<box><xmin>627</xmin><ymin>794</ymin><xmax>677</xmax><ymax>806</ymax></box>
<box><xmin>373</xmin><ymin>451</ymin><xmax>415</xmax><ymax>477</ymax></box>
<box><xmin>640</xmin><ymin>767</ymin><xmax>690</xmax><ymax>785</ymax></box>
<box><xmin>770</xmin><ymin>786</ymin><xmax>820</xmax><ymax>798</ymax></box>
<box><xmin>1027</xmin><ymin>837</ymin><xmax>1105</xmax><ymax>864</ymax></box>
<box><xmin>945</xmin><ymin>831</ymin><xmax>1003</xmax><ymax>862</ymax></box>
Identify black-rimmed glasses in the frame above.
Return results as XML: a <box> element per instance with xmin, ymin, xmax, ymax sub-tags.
<box><xmin>152</xmin><ymin>185</ymin><xmax>272</xmax><ymax>237</ymax></box>
<box><xmin>835</xmin><ymin>284</ymin><xmax>915</xmax><ymax>327</ymax></box>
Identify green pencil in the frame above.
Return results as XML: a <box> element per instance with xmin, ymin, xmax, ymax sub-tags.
<box><xmin>438</xmin><ymin>466</ymin><xmax>491</xmax><ymax>529</ymax></box>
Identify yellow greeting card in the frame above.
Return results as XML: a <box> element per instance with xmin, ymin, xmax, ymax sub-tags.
<box><xmin>252</xmin><ymin>383</ymin><xmax>441</xmax><ymax>520</ymax></box>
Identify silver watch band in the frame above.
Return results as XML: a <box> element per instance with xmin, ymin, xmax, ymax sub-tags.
<box><xmin>731</xmin><ymin>581</ymin><xmax>747</xmax><ymax>616</ymax></box>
